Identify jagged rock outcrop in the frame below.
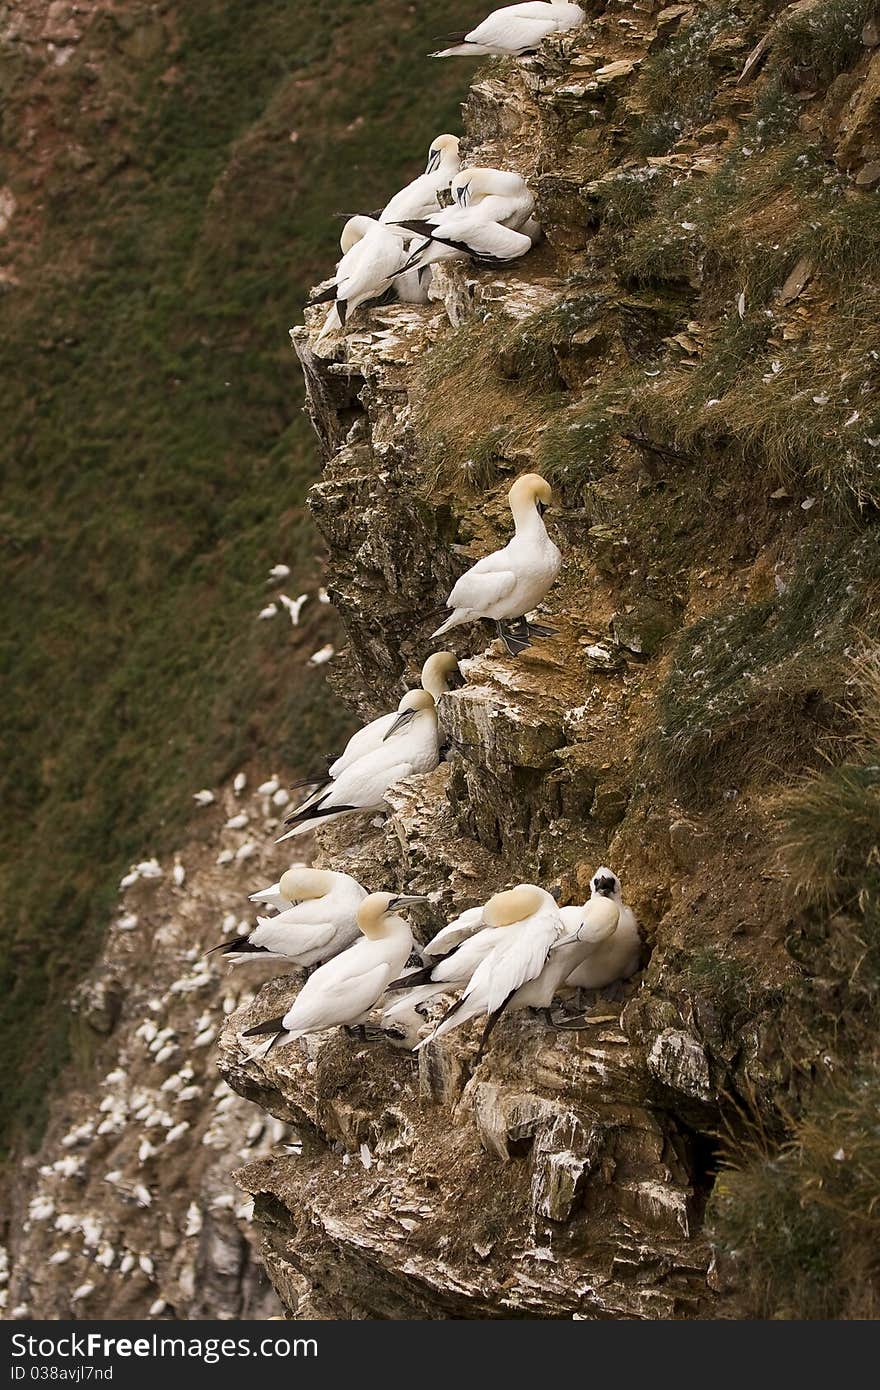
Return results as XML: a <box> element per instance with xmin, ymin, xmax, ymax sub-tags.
<box><xmin>218</xmin><ymin>0</ymin><xmax>879</xmax><ymax>1318</ymax></box>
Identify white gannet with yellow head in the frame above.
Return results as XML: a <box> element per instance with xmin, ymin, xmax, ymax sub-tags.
<box><xmin>415</xmin><ymin>884</ymin><xmax>562</xmax><ymax>1052</ymax></box>
<box><xmin>563</xmin><ymin>866</ymin><xmax>641</xmax><ymax>993</ymax></box>
<box><xmin>208</xmin><ymin>866</ymin><xmax>367</xmax><ymax>968</ymax></box>
<box><xmin>242</xmin><ymin>891</ymin><xmax>426</xmax><ymax>1050</ymax></box>
<box><xmin>381</xmin><ymin>134</ymin><xmax>461</xmax><ymax>226</ymax></box>
<box><xmin>283</xmin><ymin>652</ymin><xmax>462</xmax><ymax>809</ymax></box>
<box><xmin>307</xmin><ymin>215</ymin><xmax>412</xmax><ymax>343</ymax></box>
<box><xmin>432</xmin><ymin>473</ymin><xmax>561</xmax><ymax>655</ymax></box>
<box><xmin>278</xmin><ymin>689</ymin><xmax>439</xmax><ymax>840</ymax></box>
<box><xmin>431</xmin><ymin>2</ymin><xmax>585</xmax><ymax>58</ymax></box>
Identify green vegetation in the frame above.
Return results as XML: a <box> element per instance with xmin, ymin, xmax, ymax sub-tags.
<box><xmin>631</xmin><ymin>3</ymin><xmax>742</xmax><ymax>155</ymax></box>
<box><xmin>709</xmin><ymin>650</ymin><xmax>880</xmax><ymax>1317</ymax></box>
<box><xmin>655</xmin><ymin>533</ymin><xmax>880</xmax><ymax>792</ymax></box>
<box><xmin>771</xmin><ymin>0</ymin><xmax>877</xmax><ymax>88</ymax></box>
<box><xmin>0</xmin><ymin>0</ymin><xmax>472</xmax><ymax>1149</ymax></box>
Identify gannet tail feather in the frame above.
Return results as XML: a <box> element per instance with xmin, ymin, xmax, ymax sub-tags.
<box><xmin>243</xmin><ymin>1016</ymin><xmax>287</xmax><ymax>1038</ymax></box>
<box><xmin>205</xmin><ymin>935</ymin><xmax>270</xmax><ymax>957</ymax></box>
<box><xmin>432</xmin><ymin>608</ymin><xmax>468</xmax><ymax>637</ymax></box>
<box><xmin>305</xmin><ymin>285</ymin><xmax>337</xmax><ymax>308</ymax></box>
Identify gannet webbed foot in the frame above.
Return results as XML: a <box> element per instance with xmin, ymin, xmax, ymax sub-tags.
<box><xmin>344</xmin><ymin>1023</ymin><xmax>384</xmax><ymax>1042</ymax></box>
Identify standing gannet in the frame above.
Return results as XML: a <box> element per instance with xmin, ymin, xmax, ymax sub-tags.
<box><xmin>510</xmin><ymin>891</ymin><xmax>619</xmax><ymax>1019</ymax></box>
<box><xmin>431</xmin><ymin>2</ymin><xmax>585</xmax><ymax>57</ymax></box>
<box><xmin>289</xmin><ymin>652</ymin><xmax>462</xmax><ymax>805</ymax></box>
<box><xmin>397</xmin><ymin>167</ymin><xmax>536</xmax><ymax>274</ymax></box>
<box><xmin>208</xmin><ymin>867</ymin><xmax>367</xmax><ymax>967</ymax></box>
<box><xmin>563</xmin><ymin>867</ymin><xmax>641</xmax><ymax>992</ymax></box>
<box><xmin>432</xmin><ymin>473</ymin><xmax>561</xmax><ymax>654</ymax></box>
<box><xmin>416</xmin><ymin>885</ymin><xmax>562</xmax><ymax>1051</ymax></box>
<box><xmin>277</xmin><ymin>690</ymin><xmax>440</xmax><ymax>840</ymax></box>
<box><xmin>242</xmin><ymin>892</ymin><xmax>426</xmax><ymax>1049</ymax></box>
<box><xmin>381</xmin><ymin>134</ymin><xmax>461</xmax><ymax>225</ymax></box>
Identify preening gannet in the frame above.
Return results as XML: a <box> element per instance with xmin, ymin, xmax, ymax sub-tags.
<box><xmin>416</xmin><ymin>885</ymin><xmax>562</xmax><ymax>1052</ymax></box>
<box><xmin>382</xmin><ymin>904</ymin><xmax>513</xmax><ymax>1022</ymax></box>
<box><xmin>432</xmin><ymin>473</ymin><xmax>562</xmax><ymax>654</ymax></box>
<box><xmin>208</xmin><ymin>867</ymin><xmax>367</xmax><ymax>967</ymax></box>
<box><xmin>243</xmin><ymin>892</ymin><xmax>426</xmax><ymax>1049</ymax></box>
<box><xmin>432</xmin><ymin>2</ymin><xmax>585</xmax><ymax>57</ymax></box>
<box><xmin>308</xmin><ymin>216</ymin><xmax>410</xmax><ymax>338</ymax></box>
<box><xmin>563</xmin><ymin>867</ymin><xmax>641</xmax><ymax>991</ymax></box>
<box><xmin>277</xmin><ymin>690</ymin><xmax>440</xmax><ymax>840</ymax></box>
<box><xmin>381</xmin><ymin>134</ymin><xmax>461</xmax><ymax>225</ymax></box>
<box><xmin>396</xmin><ymin>166</ymin><xmax>536</xmax><ymax>273</ymax></box>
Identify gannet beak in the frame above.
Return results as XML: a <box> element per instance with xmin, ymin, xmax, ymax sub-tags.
<box><xmin>383</xmin><ymin>709</ymin><xmax>415</xmax><ymax>740</ymax></box>
<box><xmin>448</xmin><ymin>671</ymin><xmax>465</xmax><ymax>690</ymax></box>
<box><xmin>389</xmin><ymin>894</ymin><xmax>429</xmax><ymax>909</ymax></box>
<box><xmin>456</xmin><ymin>183</ymin><xmax>469</xmax><ymax>207</ymax></box>
<box><xmin>537</xmin><ymin>500</ymin><xmax>549</xmax><ymax>517</ymax></box>
<box><xmin>426</xmin><ymin>149</ymin><xmax>441</xmax><ymax>174</ymax></box>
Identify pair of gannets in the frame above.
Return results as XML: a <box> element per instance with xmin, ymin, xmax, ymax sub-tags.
<box><xmin>277</xmin><ymin>651</ymin><xmax>461</xmax><ymax>841</ymax></box>
<box><xmin>243</xmin><ymin>892</ymin><xmax>426</xmax><ymax>1050</ymax></box>
<box><xmin>433</xmin><ymin>473</ymin><xmax>561</xmax><ymax>655</ymax></box>
<box><xmin>209</xmin><ymin>866</ymin><xmax>367</xmax><ymax>969</ymax></box>
<box><xmin>277</xmin><ymin>652</ymin><xmax>460</xmax><ymax>841</ymax></box>
<box><xmin>390</xmin><ymin>869</ymin><xmax>635</xmax><ymax>1054</ymax></box>
<box><xmin>380</xmin><ymin>133</ymin><xmax>461</xmax><ymax>225</ymax></box>
<box><xmin>432</xmin><ymin>1</ymin><xmax>585</xmax><ymax>58</ymax></box>
<box><xmin>399</xmin><ymin>167</ymin><xmax>539</xmax><ymax>274</ymax></box>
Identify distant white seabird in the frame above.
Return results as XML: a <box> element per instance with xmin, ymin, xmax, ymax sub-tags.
<box><xmin>242</xmin><ymin>891</ymin><xmax>426</xmax><ymax>1049</ymax></box>
<box><xmin>431</xmin><ymin>2</ymin><xmax>585</xmax><ymax>58</ymax></box>
<box><xmin>432</xmin><ymin>473</ymin><xmax>561</xmax><ymax>654</ymax></box>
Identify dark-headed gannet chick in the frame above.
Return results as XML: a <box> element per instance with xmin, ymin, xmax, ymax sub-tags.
<box><xmin>381</xmin><ymin>134</ymin><xmax>461</xmax><ymax>225</ymax></box>
<box><xmin>208</xmin><ymin>867</ymin><xmax>366</xmax><ymax>968</ymax></box>
<box><xmin>431</xmin><ymin>2</ymin><xmax>585</xmax><ymax>57</ymax></box>
<box><xmin>278</xmin><ymin>690</ymin><xmax>439</xmax><ymax>840</ymax></box>
<box><xmin>432</xmin><ymin>473</ymin><xmax>561</xmax><ymax>655</ymax></box>
<box><xmin>563</xmin><ymin>867</ymin><xmax>640</xmax><ymax>992</ymax></box>
<box><xmin>416</xmin><ymin>885</ymin><xmax>562</xmax><ymax>1053</ymax></box>
<box><xmin>243</xmin><ymin>891</ymin><xmax>426</xmax><ymax>1050</ymax></box>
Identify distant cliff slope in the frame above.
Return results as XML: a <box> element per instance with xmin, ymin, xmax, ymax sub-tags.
<box><xmin>219</xmin><ymin>1</ymin><xmax>880</xmax><ymax>1319</ymax></box>
<box><xmin>0</xmin><ymin>0</ymin><xmax>471</xmax><ymax>1154</ymax></box>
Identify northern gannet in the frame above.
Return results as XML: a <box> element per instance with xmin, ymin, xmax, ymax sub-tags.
<box><xmin>416</xmin><ymin>885</ymin><xmax>562</xmax><ymax>1052</ymax></box>
<box><xmin>243</xmin><ymin>891</ymin><xmax>426</xmax><ymax>1049</ymax></box>
<box><xmin>432</xmin><ymin>473</ymin><xmax>561</xmax><ymax>654</ymax></box>
<box><xmin>382</xmin><ymin>903</ymin><xmax>511</xmax><ymax>1023</ymax></box>
<box><xmin>268</xmin><ymin>563</ymin><xmax>290</xmax><ymax>581</ymax></box>
<box><xmin>380</xmin><ymin>134</ymin><xmax>461</xmax><ymax>225</ymax></box>
<box><xmin>308</xmin><ymin>216</ymin><xmax>410</xmax><ymax>338</ymax></box>
<box><xmin>563</xmin><ymin>867</ymin><xmax>641</xmax><ymax>991</ymax></box>
<box><xmin>431</xmin><ymin>2</ymin><xmax>585</xmax><ymax>57</ymax></box>
<box><xmin>208</xmin><ymin>867</ymin><xmax>366</xmax><ymax>967</ymax></box>
<box><xmin>289</xmin><ymin>652</ymin><xmax>461</xmax><ymax>803</ymax></box>
<box><xmin>278</xmin><ymin>690</ymin><xmax>439</xmax><ymax>839</ymax></box>
<box><xmin>397</xmin><ymin>167</ymin><xmax>536</xmax><ymax>273</ymax></box>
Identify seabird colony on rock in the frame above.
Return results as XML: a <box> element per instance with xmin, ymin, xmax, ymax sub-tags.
<box><xmin>219</xmin><ymin>5</ymin><xmax>643</xmax><ymax>1066</ymax></box>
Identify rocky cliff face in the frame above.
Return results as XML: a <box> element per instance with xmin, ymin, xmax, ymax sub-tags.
<box><xmin>217</xmin><ymin>1</ymin><xmax>880</xmax><ymax>1319</ymax></box>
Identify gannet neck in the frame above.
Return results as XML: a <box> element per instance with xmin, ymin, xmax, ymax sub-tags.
<box><xmin>278</xmin><ymin>866</ymin><xmax>335</xmax><ymax>902</ymax></box>
<box><xmin>357</xmin><ymin>891</ymin><xmax>423</xmax><ymax>940</ymax></box>
<box><xmin>508</xmin><ymin>472</ymin><xmax>553</xmax><ymax>533</ymax></box>
<box><xmin>339</xmin><ymin>216</ymin><xmax>374</xmax><ymax>255</ymax></box>
<box><xmin>483</xmin><ymin>883</ymin><xmax>549</xmax><ymax>928</ymax></box>
<box><xmin>420</xmin><ymin>650</ymin><xmax>461</xmax><ymax>700</ymax></box>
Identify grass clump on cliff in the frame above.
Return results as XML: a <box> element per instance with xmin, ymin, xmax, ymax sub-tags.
<box><xmin>654</xmin><ymin>533</ymin><xmax>880</xmax><ymax>793</ymax></box>
<box><xmin>631</xmin><ymin>4</ymin><xmax>742</xmax><ymax>155</ymax></box>
<box><xmin>771</xmin><ymin>0</ymin><xmax>877</xmax><ymax>88</ymax></box>
<box><xmin>709</xmin><ymin>649</ymin><xmax>880</xmax><ymax>1317</ymax></box>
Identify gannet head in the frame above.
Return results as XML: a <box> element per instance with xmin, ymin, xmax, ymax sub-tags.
<box><xmin>590</xmin><ymin>866</ymin><xmax>623</xmax><ymax>904</ymax></box>
<box><xmin>420</xmin><ymin>650</ymin><xmax>463</xmax><ymax>700</ymax></box>
<box><xmin>508</xmin><ymin>472</ymin><xmax>553</xmax><ymax>518</ymax></box>
<box><xmin>278</xmin><ymin>866</ymin><xmax>334</xmax><ymax>903</ymax></box>
<box><xmin>452</xmin><ymin>166</ymin><xmax>526</xmax><ymax>207</ymax></box>
<box><xmin>339</xmin><ymin>215</ymin><xmax>375</xmax><ymax>255</ymax></box>
<box><xmin>357</xmin><ymin>890</ymin><xmax>428</xmax><ymax>939</ymax></box>
<box><xmin>483</xmin><ymin>883</ymin><xmax>550</xmax><ymax>928</ymax></box>
<box><xmin>383</xmin><ymin>688</ymin><xmax>437</xmax><ymax>740</ymax></box>
<box><xmin>426</xmin><ymin>133</ymin><xmax>460</xmax><ymax>176</ymax></box>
